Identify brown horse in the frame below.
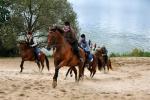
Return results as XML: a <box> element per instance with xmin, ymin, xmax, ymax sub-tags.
<box><xmin>95</xmin><ymin>47</ymin><xmax>112</xmax><ymax>72</ymax></box>
<box><xmin>65</xmin><ymin>53</ymin><xmax>98</xmax><ymax>78</ymax></box>
<box><xmin>47</xmin><ymin>26</ymin><xmax>86</xmax><ymax>88</ymax></box>
<box><xmin>19</xmin><ymin>41</ymin><xmax>49</xmax><ymax>73</ymax></box>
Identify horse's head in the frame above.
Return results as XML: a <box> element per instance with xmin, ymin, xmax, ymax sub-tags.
<box><xmin>95</xmin><ymin>46</ymin><xmax>107</xmax><ymax>58</ymax></box>
<box><xmin>47</xmin><ymin>26</ymin><xmax>64</xmax><ymax>49</ymax></box>
<box><xmin>95</xmin><ymin>48</ymin><xmax>102</xmax><ymax>57</ymax></box>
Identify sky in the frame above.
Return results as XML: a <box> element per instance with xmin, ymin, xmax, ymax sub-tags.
<box><xmin>69</xmin><ymin>0</ymin><xmax>150</xmax><ymax>53</ymax></box>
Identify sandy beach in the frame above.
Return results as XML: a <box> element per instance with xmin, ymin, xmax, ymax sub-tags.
<box><xmin>0</xmin><ymin>57</ymin><xmax>150</xmax><ymax>100</ymax></box>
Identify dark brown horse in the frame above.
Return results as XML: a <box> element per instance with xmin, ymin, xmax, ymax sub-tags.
<box><xmin>95</xmin><ymin>47</ymin><xmax>112</xmax><ymax>72</ymax></box>
<box><xmin>19</xmin><ymin>41</ymin><xmax>49</xmax><ymax>73</ymax></box>
<box><xmin>47</xmin><ymin>27</ymin><xmax>86</xmax><ymax>88</ymax></box>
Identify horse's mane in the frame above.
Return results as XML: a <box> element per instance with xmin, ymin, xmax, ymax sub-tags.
<box><xmin>18</xmin><ymin>40</ymin><xmax>30</xmax><ymax>48</ymax></box>
<box><xmin>50</xmin><ymin>26</ymin><xmax>64</xmax><ymax>35</ymax></box>
<box><xmin>18</xmin><ymin>40</ymin><xmax>28</xmax><ymax>44</ymax></box>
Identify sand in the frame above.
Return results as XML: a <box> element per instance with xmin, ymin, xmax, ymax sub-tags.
<box><xmin>0</xmin><ymin>57</ymin><xmax>150</xmax><ymax>100</ymax></box>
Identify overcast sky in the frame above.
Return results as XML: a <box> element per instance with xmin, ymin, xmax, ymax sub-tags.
<box><xmin>69</xmin><ymin>0</ymin><xmax>150</xmax><ymax>52</ymax></box>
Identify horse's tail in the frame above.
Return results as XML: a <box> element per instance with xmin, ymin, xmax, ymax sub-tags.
<box><xmin>108</xmin><ymin>59</ymin><xmax>113</xmax><ymax>70</ymax></box>
<box><xmin>45</xmin><ymin>56</ymin><xmax>49</xmax><ymax>71</ymax></box>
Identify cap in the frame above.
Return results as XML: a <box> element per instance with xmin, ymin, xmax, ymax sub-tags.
<box><xmin>81</xmin><ymin>34</ymin><xmax>85</xmax><ymax>38</ymax></box>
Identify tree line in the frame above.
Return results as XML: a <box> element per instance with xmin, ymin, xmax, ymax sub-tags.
<box><xmin>0</xmin><ymin>0</ymin><xmax>78</xmax><ymax>57</ymax></box>
<box><xmin>110</xmin><ymin>48</ymin><xmax>150</xmax><ymax>57</ymax></box>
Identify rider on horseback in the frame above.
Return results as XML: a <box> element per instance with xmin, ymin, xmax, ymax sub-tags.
<box><xmin>26</xmin><ymin>31</ymin><xmax>40</xmax><ymax>63</ymax></box>
<box><xmin>101</xmin><ymin>46</ymin><xmax>108</xmax><ymax>63</ymax></box>
<box><xmin>63</xmin><ymin>21</ymin><xmax>83</xmax><ymax>62</ymax></box>
<box><xmin>79</xmin><ymin>34</ymin><xmax>93</xmax><ymax>62</ymax></box>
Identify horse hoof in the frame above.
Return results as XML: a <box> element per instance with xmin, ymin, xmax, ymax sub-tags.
<box><xmin>52</xmin><ymin>81</ymin><xmax>57</xmax><ymax>88</ymax></box>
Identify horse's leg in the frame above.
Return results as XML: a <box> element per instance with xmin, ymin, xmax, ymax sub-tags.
<box><xmin>36</xmin><ymin>61</ymin><xmax>41</xmax><ymax>72</ymax></box>
<box><xmin>90</xmin><ymin>70</ymin><xmax>92</xmax><ymax>77</ymax></box>
<box><xmin>71</xmin><ymin>66</ymin><xmax>77</xmax><ymax>81</ymax></box>
<box><xmin>91</xmin><ymin>66</ymin><xmax>96</xmax><ymax>78</ymax></box>
<box><xmin>20</xmin><ymin>60</ymin><xmax>24</xmax><ymax>73</ymax></box>
<box><xmin>107</xmin><ymin>62</ymin><xmax>109</xmax><ymax>71</ymax></box>
<box><xmin>89</xmin><ymin>63</ymin><xmax>93</xmax><ymax>78</ymax></box>
<box><xmin>82</xmin><ymin>61</ymin><xmax>86</xmax><ymax>78</ymax></box>
<box><xmin>52</xmin><ymin>61</ymin><xmax>66</xmax><ymax>88</ymax></box>
<box><xmin>88</xmin><ymin>64</ymin><xmax>92</xmax><ymax>77</ymax></box>
<box><xmin>53</xmin><ymin>67</ymin><xmax>59</xmax><ymax>88</ymax></box>
<box><xmin>101</xmin><ymin>58</ymin><xmax>106</xmax><ymax>73</ymax></box>
<box><xmin>45</xmin><ymin>56</ymin><xmax>50</xmax><ymax>71</ymax></box>
<box><xmin>70</xmin><ymin>69</ymin><xmax>73</xmax><ymax>77</ymax></box>
<box><xmin>65</xmin><ymin>67</ymin><xmax>72</xmax><ymax>80</ymax></box>
<box><xmin>78</xmin><ymin>62</ymin><xmax>84</xmax><ymax>81</ymax></box>
<box><xmin>92</xmin><ymin>71</ymin><xmax>96</xmax><ymax>78</ymax></box>
<box><xmin>78</xmin><ymin>65</ymin><xmax>82</xmax><ymax>81</ymax></box>
<box><xmin>93</xmin><ymin>59</ymin><xmax>98</xmax><ymax>77</ymax></box>
<box><xmin>40</xmin><ymin>60</ymin><xmax>44</xmax><ymax>72</ymax></box>
<box><xmin>103</xmin><ymin>64</ymin><xmax>106</xmax><ymax>73</ymax></box>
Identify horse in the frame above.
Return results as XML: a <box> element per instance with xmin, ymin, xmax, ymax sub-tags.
<box><xmin>65</xmin><ymin>53</ymin><xmax>98</xmax><ymax>78</ymax></box>
<box><xmin>47</xmin><ymin>26</ymin><xmax>86</xmax><ymax>88</ymax></box>
<box><xmin>19</xmin><ymin>41</ymin><xmax>49</xmax><ymax>73</ymax></box>
<box><xmin>95</xmin><ymin>47</ymin><xmax>112</xmax><ymax>72</ymax></box>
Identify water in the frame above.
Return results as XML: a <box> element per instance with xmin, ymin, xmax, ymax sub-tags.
<box><xmin>69</xmin><ymin>0</ymin><xmax>150</xmax><ymax>53</ymax></box>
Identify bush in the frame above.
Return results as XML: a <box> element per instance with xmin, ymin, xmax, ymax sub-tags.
<box><xmin>110</xmin><ymin>48</ymin><xmax>150</xmax><ymax>57</ymax></box>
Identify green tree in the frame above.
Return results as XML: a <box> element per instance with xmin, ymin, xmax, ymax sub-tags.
<box><xmin>0</xmin><ymin>0</ymin><xmax>17</xmax><ymax>56</ymax></box>
<box><xmin>0</xmin><ymin>0</ymin><xmax>78</xmax><ymax>56</ymax></box>
<box><xmin>0</xmin><ymin>0</ymin><xmax>10</xmax><ymax>26</ymax></box>
<box><xmin>11</xmin><ymin>0</ymin><xmax>79</xmax><ymax>34</ymax></box>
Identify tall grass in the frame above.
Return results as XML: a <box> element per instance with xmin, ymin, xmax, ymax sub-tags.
<box><xmin>110</xmin><ymin>48</ymin><xmax>150</xmax><ymax>57</ymax></box>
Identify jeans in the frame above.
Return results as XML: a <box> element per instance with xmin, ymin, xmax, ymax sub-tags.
<box><xmin>33</xmin><ymin>47</ymin><xmax>40</xmax><ymax>61</ymax></box>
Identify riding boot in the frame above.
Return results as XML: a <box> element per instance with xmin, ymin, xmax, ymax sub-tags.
<box><xmin>73</xmin><ymin>47</ymin><xmax>83</xmax><ymax>62</ymax></box>
<box><xmin>71</xmin><ymin>40</ymin><xmax>84</xmax><ymax>63</ymax></box>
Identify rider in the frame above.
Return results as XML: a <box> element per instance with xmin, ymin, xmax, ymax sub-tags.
<box><xmin>79</xmin><ymin>34</ymin><xmax>93</xmax><ymax>62</ymax></box>
<box><xmin>102</xmin><ymin>46</ymin><xmax>108</xmax><ymax>56</ymax></box>
<box><xmin>101</xmin><ymin>45</ymin><xmax>108</xmax><ymax>63</ymax></box>
<box><xmin>63</xmin><ymin>21</ymin><xmax>83</xmax><ymax>62</ymax></box>
<box><xmin>26</xmin><ymin>31</ymin><xmax>40</xmax><ymax>63</ymax></box>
